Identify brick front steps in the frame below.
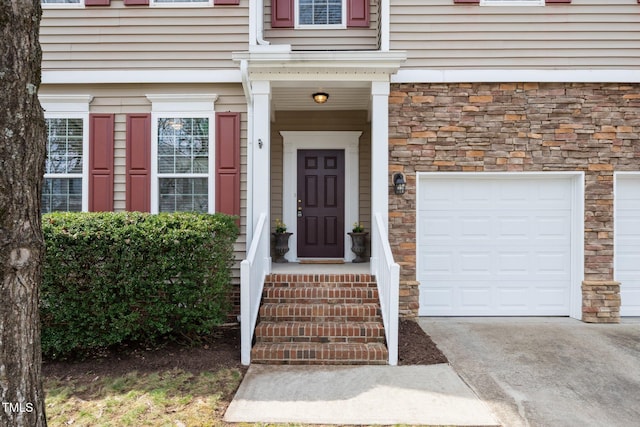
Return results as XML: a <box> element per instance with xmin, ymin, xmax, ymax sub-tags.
<box><xmin>251</xmin><ymin>273</ymin><xmax>389</xmax><ymax>365</ymax></box>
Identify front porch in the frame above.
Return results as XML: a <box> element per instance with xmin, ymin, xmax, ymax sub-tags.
<box><xmin>236</xmin><ymin>49</ymin><xmax>405</xmax><ymax>366</ymax></box>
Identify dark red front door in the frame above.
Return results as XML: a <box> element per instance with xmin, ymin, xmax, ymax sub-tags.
<box><xmin>297</xmin><ymin>149</ymin><xmax>345</xmax><ymax>258</ymax></box>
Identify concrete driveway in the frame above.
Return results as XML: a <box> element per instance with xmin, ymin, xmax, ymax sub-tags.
<box><xmin>419</xmin><ymin>317</ymin><xmax>640</xmax><ymax>427</ymax></box>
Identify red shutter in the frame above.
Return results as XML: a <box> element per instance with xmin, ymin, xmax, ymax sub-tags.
<box><xmin>271</xmin><ymin>0</ymin><xmax>294</xmax><ymax>28</ymax></box>
<box><xmin>214</xmin><ymin>0</ymin><xmax>240</xmax><ymax>4</ymax></box>
<box><xmin>85</xmin><ymin>0</ymin><xmax>110</xmax><ymax>5</ymax></box>
<box><xmin>215</xmin><ymin>112</ymin><xmax>241</xmax><ymax>217</ymax></box>
<box><xmin>126</xmin><ymin>114</ymin><xmax>151</xmax><ymax>212</ymax></box>
<box><xmin>347</xmin><ymin>0</ymin><xmax>370</xmax><ymax>27</ymax></box>
<box><xmin>123</xmin><ymin>0</ymin><xmax>149</xmax><ymax>5</ymax></box>
<box><xmin>89</xmin><ymin>114</ymin><xmax>115</xmax><ymax>212</ymax></box>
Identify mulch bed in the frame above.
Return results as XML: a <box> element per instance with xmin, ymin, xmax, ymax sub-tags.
<box><xmin>43</xmin><ymin>319</ymin><xmax>447</xmax><ymax>380</ymax></box>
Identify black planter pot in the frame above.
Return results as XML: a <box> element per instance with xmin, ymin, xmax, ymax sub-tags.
<box><xmin>272</xmin><ymin>232</ymin><xmax>293</xmax><ymax>263</ymax></box>
<box><xmin>348</xmin><ymin>232</ymin><xmax>369</xmax><ymax>263</ymax></box>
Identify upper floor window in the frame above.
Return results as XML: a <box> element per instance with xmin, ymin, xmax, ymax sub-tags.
<box><xmin>151</xmin><ymin>0</ymin><xmax>213</xmax><ymax>6</ymax></box>
<box><xmin>480</xmin><ymin>0</ymin><xmax>544</xmax><ymax>5</ymax></box>
<box><xmin>297</xmin><ymin>0</ymin><xmax>345</xmax><ymax>28</ymax></box>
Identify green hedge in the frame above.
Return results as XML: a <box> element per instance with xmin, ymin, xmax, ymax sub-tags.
<box><xmin>41</xmin><ymin>212</ymin><xmax>239</xmax><ymax>359</ymax></box>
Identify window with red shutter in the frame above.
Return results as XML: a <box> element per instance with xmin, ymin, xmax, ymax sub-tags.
<box><xmin>146</xmin><ymin>94</ymin><xmax>218</xmax><ymax>214</ymax></box>
<box><xmin>274</xmin><ymin>0</ymin><xmax>370</xmax><ymax>29</ymax></box>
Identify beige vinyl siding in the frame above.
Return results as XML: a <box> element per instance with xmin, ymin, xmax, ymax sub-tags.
<box><xmin>270</xmin><ymin>110</ymin><xmax>371</xmax><ymax>238</ymax></box>
<box><xmin>39</xmin><ymin>83</ymin><xmax>248</xmax><ymax>283</ymax></box>
<box><xmin>392</xmin><ymin>0</ymin><xmax>640</xmax><ymax>69</ymax></box>
<box><xmin>40</xmin><ymin>0</ymin><xmax>248</xmax><ymax>71</ymax></box>
<box><xmin>264</xmin><ymin>0</ymin><xmax>379</xmax><ymax>50</ymax></box>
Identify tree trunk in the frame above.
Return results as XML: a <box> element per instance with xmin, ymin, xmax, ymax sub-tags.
<box><xmin>0</xmin><ymin>1</ymin><xmax>48</xmax><ymax>426</ymax></box>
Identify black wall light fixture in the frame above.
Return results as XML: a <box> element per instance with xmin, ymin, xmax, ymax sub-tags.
<box><xmin>393</xmin><ymin>172</ymin><xmax>406</xmax><ymax>195</ymax></box>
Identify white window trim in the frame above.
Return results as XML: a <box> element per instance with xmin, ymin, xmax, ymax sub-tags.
<box><xmin>42</xmin><ymin>0</ymin><xmax>84</xmax><ymax>9</ymax></box>
<box><xmin>150</xmin><ymin>0</ymin><xmax>213</xmax><ymax>7</ymax></box>
<box><xmin>147</xmin><ymin>94</ymin><xmax>218</xmax><ymax>214</ymax></box>
<box><xmin>295</xmin><ymin>0</ymin><xmax>346</xmax><ymax>30</ymax></box>
<box><xmin>480</xmin><ymin>0</ymin><xmax>545</xmax><ymax>6</ymax></box>
<box><xmin>39</xmin><ymin>95</ymin><xmax>93</xmax><ymax>212</ymax></box>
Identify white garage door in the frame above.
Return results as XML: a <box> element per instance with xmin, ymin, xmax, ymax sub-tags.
<box><xmin>615</xmin><ymin>174</ymin><xmax>640</xmax><ymax>317</ymax></box>
<box><xmin>418</xmin><ymin>174</ymin><xmax>575</xmax><ymax>316</ymax></box>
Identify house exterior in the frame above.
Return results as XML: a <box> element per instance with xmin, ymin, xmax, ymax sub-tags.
<box><xmin>40</xmin><ymin>0</ymin><xmax>640</xmax><ymax>363</ymax></box>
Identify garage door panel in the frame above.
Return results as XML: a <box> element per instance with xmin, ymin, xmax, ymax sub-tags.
<box><xmin>496</xmin><ymin>287</ymin><xmax>529</xmax><ymax>309</ymax></box>
<box><xmin>616</xmin><ymin>215</ymin><xmax>640</xmax><ymax>245</ymax></box>
<box><xmin>623</xmin><ymin>290</ymin><xmax>640</xmax><ymax>314</ymax></box>
<box><xmin>420</xmin><ymin>288</ymin><xmax>454</xmax><ymax>312</ymax></box>
<box><xmin>418</xmin><ymin>175</ymin><xmax>574</xmax><ymax>316</ymax></box>
<box><xmin>537</xmin><ymin>252</ymin><xmax>570</xmax><ymax>275</ymax></box>
<box><xmin>497</xmin><ymin>217</ymin><xmax>529</xmax><ymax>238</ymax></box>
<box><xmin>497</xmin><ymin>252</ymin><xmax>529</xmax><ymax>273</ymax></box>
<box><xmin>536</xmin><ymin>215</ymin><xmax>571</xmax><ymax>239</ymax></box>
<box><xmin>421</xmin><ymin>213</ymin><xmax>569</xmax><ymax>244</ymax></box>
<box><xmin>461</xmin><ymin>217</ymin><xmax>492</xmax><ymax>239</ymax></box>
<box><xmin>421</xmin><ymin>247</ymin><xmax>570</xmax><ymax>279</ymax></box>
<box><xmin>460</xmin><ymin>288</ymin><xmax>492</xmax><ymax>309</ymax></box>
<box><xmin>459</xmin><ymin>252</ymin><xmax>493</xmax><ymax>274</ymax></box>
<box><xmin>536</xmin><ymin>286</ymin><xmax>570</xmax><ymax>310</ymax></box>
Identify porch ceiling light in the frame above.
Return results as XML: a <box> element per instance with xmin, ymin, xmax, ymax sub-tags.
<box><xmin>312</xmin><ymin>91</ymin><xmax>329</xmax><ymax>104</ymax></box>
<box><xmin>393</xmin><ymin>172</ymin><xmax>406</xmax><ymax>195</ymax></box>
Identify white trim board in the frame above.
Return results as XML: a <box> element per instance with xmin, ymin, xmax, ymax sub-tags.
<box><xmin>281</xmin><ymin>131</ymin><xmax>362</xmax><ymax>262</ymax></box>
<box><xmin>42</xmin><ymin>70</ymin><xmax>242</xmax><ymax>85</ymax></box>
<box><xmin>392</xmin><ymin>69</ymin><xmax>640</xmax><ymax>84</ymax></box>
<box><xmin>416</xmin><ymin>171</ymin><xmax>584</xmax><ymax>320</ymax></box>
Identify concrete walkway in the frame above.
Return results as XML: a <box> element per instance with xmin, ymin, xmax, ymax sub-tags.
<box><xmin>224</xmin><ymin>364</ymin><xmax>498</xmax><ymax>425</ymax></box>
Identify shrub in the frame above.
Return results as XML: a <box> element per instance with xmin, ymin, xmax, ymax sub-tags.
<box><xmin>41</xmin><ymin>212</ymin><xmax>239</xmax><ymax>359</ymax></box>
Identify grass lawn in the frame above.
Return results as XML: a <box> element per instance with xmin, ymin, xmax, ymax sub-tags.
<box><xmin>42</xmin><ymin>325</ymin><xmax>246</xmax><ymax>427</ymax></box>
<box><xmin>45</xmin><ymin>368</ymin><xmax>243</xmax><ymax>427</ymax></box>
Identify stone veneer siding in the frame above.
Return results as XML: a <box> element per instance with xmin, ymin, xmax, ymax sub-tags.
<box><xmin>389</xmin><ymin>82</ymin><xmax>640</xmax><ymax>323</ymax></box>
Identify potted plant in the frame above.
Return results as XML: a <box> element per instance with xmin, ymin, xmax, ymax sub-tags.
<box><xmin>348</xmin><ymin>222</ymin><xmax>368</xmax><ymax>263</ymax></box>
<box><xmin>272</xmin><ymin>218</ymin><xmax>293</xmax><ymax>263</ymax></box>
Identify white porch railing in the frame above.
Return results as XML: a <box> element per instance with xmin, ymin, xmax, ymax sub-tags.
<box><xmin>370</xmin><ymin>212</ymin><xmax>400</xmax><ymax>365</ymax></box>
<box><xmin>240</xmin><ymin>212</ymin><xmax>270</xmax><ymax>365</ymax></box>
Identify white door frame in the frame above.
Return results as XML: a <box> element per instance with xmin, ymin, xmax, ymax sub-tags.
<box><xmin>416</xmin><ymin>171</ymin><xmax>584</xmax><ymax>319</ymax></box>
<box><xmin>281</xmin><ymin>131</ymin><xmax>361</xmax><ymax>262</ymax></box>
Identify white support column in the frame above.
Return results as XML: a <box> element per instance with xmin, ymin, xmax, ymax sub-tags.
<box><xmin>370</xmin><ymin>81</ymin><xmax>390</xmax><ymax>268</ymax></box>
<box><xmin>252</xmin><ymin>80</ymin><xmax>271</xmax><ymax>232</ymax></box>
